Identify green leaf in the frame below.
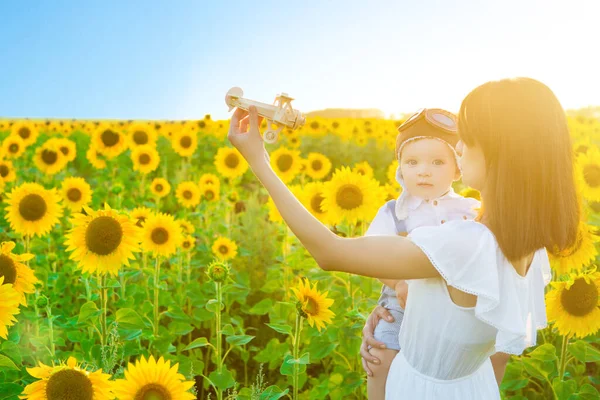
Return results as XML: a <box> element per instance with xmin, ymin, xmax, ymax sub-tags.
<box><xmin>571</xmin><ymin>384</ymin><xmax>600</xmax><ymax>400</ymax></box>
<box><xmin>221</xmin><ymin>324</ymin><xmax>235</xmax><ymax>336</ymax></box>
<box><xmin>260</xmin><ymin>385</ymin><xmax>289</xmax><ymax>400</ymax></box>
<box><xmin>1</xmin><ymin>341</ymin><xmax>22</xmax><ymax>365</ymax></box>
<box><xmin>169</xmin><ymin>322</ymin><xmax>194</xmax><ymax>335</ymax></box>
<box><xmin>553</xmin><ymin>378</ymin><xmax>577</xmax><ymax>400</ymax></box>
<box><xmin>0</xmin><ymin>383</ymin><xmax>23</xmax><ymax>399</ymax></box>
<box><xmin>0</xmin><ymin>354</ymin><xmax>19</xmax><ymax>370</ymax></box>
<box><xmin>206</xmin><ymin>299</ymin><xmax>224</xmax><ymax>312</ymax></box>
<box><xmin>209</xmin><ymin>367</ymin><xmax>235</xmax><ymax>391</ymax></box>
<box><xmin>248</xmin><ymin>298</ymin><xmax>273</xmax><ymax>315</ymax></box>
<box><xmin>116</xmin><ymin>308</ymin><xmax>146</xmax><ymax>330</ymax></box>
<box><xmin>285</xmin><ymin>352</ymin><xmax>310</xmax><ymax>365</ymax></box>
<box><xmin>529</xmin><ymin>343</ymin><xmax>558</xmax><ymax>362</ymax></box>
<box><xmin>226</xmin><ymin>335</ymin><xmax>255</xmax><ymax>346</ymax></box>
<box><xmin>184</xmin><ymin>337</ymin><xmax>209</xmax><ymax>351</ymax></box>
<box><xmin>78</xmin><ymin>301</ymin><xmax>101</xmax><ymax>324</ymax></box>
<box><xmin>265</xmin><ymin>323</ymin><xmax>292</xmax><ymax>336</ymax></box>
<box><xmin>568</xmin><ymin>340</ymin><xmax>600</xmax><ymax>363</ymax></box>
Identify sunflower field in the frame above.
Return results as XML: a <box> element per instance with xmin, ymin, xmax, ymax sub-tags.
<box><xmin>0</xmin><ymin>114</ymin><xmax>599</xmax><ymax>400</ymax></box>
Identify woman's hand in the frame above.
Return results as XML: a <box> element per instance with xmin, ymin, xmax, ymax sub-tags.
<box><xmin>227</xmin><ymin>105</ymin><xmax>266</xmax><ymax>166</ymax></box>
<box><xmin>395</xmin><ymin>280</ymin><xmax>408</xmax><ymax>309</ymax></box>
<box><xmin>360</xmin><ymin>305</ymin><xmax>395</xmax><ymax>377</ymax></box>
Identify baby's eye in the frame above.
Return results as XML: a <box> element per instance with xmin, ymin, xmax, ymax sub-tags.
<box><xmin>433</xmin><ymin>160</ymin><xmax>445</xmax><ymax>166</ymax></box>
<box><xmin>406</xmin><ymin>159</ymin><xmax>417</xmax><ymax>166</ymax></box>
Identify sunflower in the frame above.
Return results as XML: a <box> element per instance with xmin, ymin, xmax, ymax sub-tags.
<box><xmin>60</xmin><ymin>177</ymin><xmax>92</xmax><ymax>212</ymax></box>
<box><xmin>199</xmin><ymin>173</ymin><xmax>221</xmax><ymax>190</ymax></box>
<box><xmin>178</xmin><ymin>219</ymin><xmax>195</xmax><ymax>235</ymax></box>
<box><xmin>64</xmin><ymin>203</ymin><xmax>141</xmax><ymax>277</ymax></box>
<box><xmin>200</xmin><ymin>184</ymin><xmax>220</xmax><ymax>202</ymax></box>
<box><xmin>0</xmin><ymin>241</ymin><xmax>38</xmax><ymax>306</ymax></box>
<box><xmin>211</xmin><ymin>236</ymin><xmax>238</xmax><ymax>261</ymax></box>
<box><xmin>4</xmin><ymin>183</ymin><xmax>63</xmax><ymax>237</ymax></box>
<box><xmin>171</xmin><ymin>127</ymin><xmax>198</xmax><ymax>157</ymax></box>
<box><xmin>214</xmin><ymin>147</ymin><xmax>248</xmax><ymax>180</ymax></box>
<box><xmin>290</xmin><ymin>278</ymin><xmax>335</xmax><ymax>332</ymax></box>
<box><xmin>33</xmin><ymin>143</ymin><xmax>68</xmax><ymax>175</ymax></box>
<box><xmin>548</xmin><ymin>221</ymin><xmax>599</xmax><ymax>275</ymax></box>
<box><xmin>86</xmin><ymin>147</ymin><xmax>107</xmax><ymax>170</ymax></box>
<box><xmin>141</xmin><ymin>212</ymin><xmax>182</xmax><ymax>257</ymax></box>
<box><xmin>181</xmin><ymin>235</ymin><xmax>195</xmax><ymax>252</ymax></box>
<box><xmin>92</xmin><ymin>124</ymin><xmax>128</xmax><ymax>159</ymax></box>
<box><xmin>1</xmin><ymin>135</ymin><xmax>26</xmax><ymax>159</ymax></box>
<box><xmin>383</xmin><ymin>182</ymin><xmax>401</xmax><ymax>202</ymax></box>
<box><xmin>386</xmin><ymin>162</ymin><xmax>400</xmax><ymax>185</ymax></box>
<box><xmin>47</xmin><ymin>137</ymin><xmax>77</xmax><ymax>162</ymax></box>
<box><xmin>460</xmin><ymin>187</ymin><xmax>481</xmax><ymax>201</ymax></box>
<box><xmin>321</xmin><ymin>166</ymin><xmax>386</xmax><ymax>225</ymax></box>
<box><xmin>150</xmin><ymin>178</ymin><xmax>171</xmax><ymax>198</ymax></box>
<box><xmin>0</xmin><ymin>159</ymin><xmax>16</xmax><ymax>182</ymax></box>
<box><xmin>127</xmin><ymin>122</ymin><xmax>158</xmax><ymax>149</ymax></box>
<box><xmin>305</xmin><ymin>152</ymin><xmax>332</xmax><ymax>181</ymax></box>
<box><xmin>11</xmin><ymin>121</ymin><xmax>38</xmax><ymax>147</ymax></box>
<box><xmin>577</xmin><ymin>147</ymin><xmax>600</xmax><ymax>202</ymax></box>
<box><xmin>19</xmin><ymin>356</ymin><xmax>115</xmax><ymax>400</ymax></box>
<box><xmin>286</xmin><ymin>131</ymin><xmax>301</xmax><ymax>149</ymax></box>
<box><xmin>270</xmin><ymin>147</ymin><xmax>302</xmax><ymax>184</ymax></box>
<box><xmin>298</xmin><ymin>182</ymin><xmax>330</xmax><ymax>224</ymax></box>
<box><xmin>112</xmin><ymin>355</ymin><xmax>195</xmax><ymax>400</ymax></box>
<box><xmin>175</xmin><ymin>181</ymin><xmax>201</xmax><ymax>209</ymax></box>
<box><xmin>352</xmin><ymin>161</ymin><xmax>374</xmax><ymax>179</ymax></box>
<box><xmin>131</xmin><ymin>145</ymin><xmax>160</xmax><ymax>174</ymax></box>
<box><xmin>0</xmin><ymin>276</ymin><xmax>20</xmax><ymax>339</ymax></box>
<box><xmin>131</xmin><ymin>207</ymin><xmax>153</xmax><ymax>228</ymax></box>
<box><xmin>546</xmin><ymin>268</ymin><xmax>600</xmax><ymax>338</ymax></box>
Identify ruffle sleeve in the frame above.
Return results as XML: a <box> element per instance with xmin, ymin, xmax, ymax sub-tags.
<box><xmin>407</xmin><ymin>220</ymin><xmax>549</xmax><ymax>355</ymax></box>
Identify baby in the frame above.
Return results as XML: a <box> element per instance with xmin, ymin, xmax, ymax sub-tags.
<box><xmin>364</xmin><ymin>108</ymin><xmax>481</xmax><ymax>400</ymax></box>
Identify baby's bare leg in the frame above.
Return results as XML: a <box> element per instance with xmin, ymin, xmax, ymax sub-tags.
<box><xmin>367</xmin><ymin>348</ymin><xmax>399</xmax><ymax>400</ymax></box>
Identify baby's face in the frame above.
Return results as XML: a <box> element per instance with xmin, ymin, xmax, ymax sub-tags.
<box><xmin>399</xmin><ymin>138</ymin><xmax>460</xmax><ymax>200</ymax></box>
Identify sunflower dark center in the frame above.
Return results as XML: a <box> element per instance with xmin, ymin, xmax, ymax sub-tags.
<box><xmin>133</xmin><ymin>131</ymin><xmax>149</xmax><ymax>145</ymax></box>
<box><xmin>310</xmin><ymin>121</ymin><xmax>319</xmax><ymax>130</ymax></box>
<box><xmin>151</xmin><ymin>228</ymin><xmax>169</xmax><ymax>245</ymax></box>
<box><xmin>303</xmin><ymin>297</ymin><xmax>319</xmax><ymax>316</ymax></box>
<box><xmin>219</xmin><ymin>245</ymin><xmax>228</xmax><ymax>254</ymax></box>
<box><xmin>0</xmin><ymin>254</ymin><xmax>17</xmax><ymax>285</ymax></box>
<box><xmin>0</xmin><ymin>165</ymin><xmax>9</xmax><ymax>177</ymax></box>
<box><xmin>576</xmin><ymin>145</ymin><xmax>589</xmax><ymax>154</ymax></box>
<box><xmin>183</xmin><ymin>240</ymin><xmax>191</xmax><ymax>249</ymax></box>
<box><xmin>85</xmin><ymin>216</ymin><xmax>123</xmax><ymax>256</ymax></box>
<box><xmin>205</xmin><ymin>189</ymin><xmax>215</xmax><ymax>200</ymax></box>
<box><xmin>46</xmin><ymin>369</ymin><xmax>94</xmax><ymax>400</ymax></box>
<box><xmin>332</xmin><ymin>121</ymin><xmax>340</xmax><ymax>129</ymax></box>
<box><xmin>101</xmin><ymin>129</ymin><xmax>119</xmax><ymax>147</ymax></box>
<box><xmin>67</xmin><ymin>188</ymin><xmax>82</xmax><ymax>202</ymax></box>
<box><xmin>59</xmin><ymin>146</ymin><xmax>69</xmax><ymax>155</ymax></box>
<box><xmin>19</xmin><ymin>194</ymin><xmax>47</xmax><ymax>221</ymax></box>
<box><xmin>583</xmin><ymin>164</ymin><xmax>600</xmax><ymax>188</ymax></box>
<box><xmin>9</xmin><ymin>143</ymin><xmax>19</xmax><ymax>153</ymax></box>
<box><xmin>139</xmin><ymin>153</ymin><xmax>151</xmax><ymax>165</ymax></box>
<box><xmin>311</xmin><ymin>160</ymin><xmax>323</xmax><ymax>171</ymax></box>
<box><xmin>310</xmin><ymin>194</ymin><xmax>325</xmax><ymax>214</ymax></box>
<box><xmin>155</xmin><ymin>184</ymin><xmax>163</xmax><ymax>192</ymax></box>
<box><xmin>42</xmin><ymin>149</ymin><xmax>58</xmax><ymax>165</ymax></box>
<box><xmin>180</xmin><ymin>136</ymin><xmax>192</xmax><ymax>148</ymax></box>
<box><xmin>276</xmin><ymin>154</ymin><xmax>293</xmax><ymax>172</ymax></box>
<box><xmin>356</xmin><ymin>168</ymin><xmax>365</xmax><ymax>175</ymax></box>
<box><xmin>199</xmin><ymin>121</ymin><xmax>206</xmax><ymax>129</ymax></box>
<box><xmin>18</xmin><ymin>127</ymin><xmax>31</xmax><ymax>139</ymax></box>
<box><xmin>225</xmin><ymin>153</ymin><xmax>239</xmax><ymax>169</ymax></box>
<box><xmin>135</xmin><ymin>217</ymin><xmax>146</xmax><ymax>228</ymax></box>
<box><xmin>336</xmin><ymin>184</ymin><xmax>363</xmax><ymax>210</ymax></box>
<box><xmin>560</xmin><ymin>278</ymin><xmax>599</xmax><ymax>317</ymax></box>
<box><xmin>183</xmin><ymin>190</ymin><xmax>192</xmax><ymax>200</ymax></box>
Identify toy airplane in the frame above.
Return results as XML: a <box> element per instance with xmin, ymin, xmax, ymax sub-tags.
<box><xmin>225</xmin><ymin>87</ymin><xmax>306</xmax><ymax>143</ymax></box>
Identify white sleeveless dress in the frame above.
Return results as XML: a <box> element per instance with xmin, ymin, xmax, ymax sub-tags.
<box><xmin>385</xmin><ymin>220</ymin><xmax>551</xmax><ymax>399</ymax></box>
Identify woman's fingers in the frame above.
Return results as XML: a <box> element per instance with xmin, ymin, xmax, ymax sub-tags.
<box><xmin>375</xmin><ymin>305</ymin><xmax>394</xmax><ymax>322</ymax></box>
<box><xmin>360</xmin><ymin>340</ymin><xmax>381</xmax><ymax>368</ymax></box>
<box><xmin>229</xmin><ymin>107</ymin><xmax>248</xmax><ymax>135</ymax></box>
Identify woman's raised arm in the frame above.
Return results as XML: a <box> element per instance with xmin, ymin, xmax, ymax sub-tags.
<box><xmin>229</xmin><ymin>106</ymin><xmax>440</xmax><ymax>281</ymax></box>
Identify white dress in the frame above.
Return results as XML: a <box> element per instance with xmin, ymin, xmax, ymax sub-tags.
<box><xmin>385</xmin><ymin>220</ymin><xmax>551</xmax><ymax>399</ymax></box>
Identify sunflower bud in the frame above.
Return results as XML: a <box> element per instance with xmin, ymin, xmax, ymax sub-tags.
<box><xmin>47</xmin><ymin>252</ymin><xmax>58</xmax><ymax>262</ymax></box>
<box><xmin>206</xmin><ymin>260</ymin><xmax>230</xmax><ymax>283</ymax></box>
<box><xmin>36</xmin><ymin>295</ymin><xmax>49</xmax><ymax>309</ymax></box>
<box><xmin>111</xmin><ymin>184</ymin><xmax>124</xmax><ymax>195</ymax></box>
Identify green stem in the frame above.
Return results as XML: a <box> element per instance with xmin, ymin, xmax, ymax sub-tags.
<box><xmin>292</xmin><ymin>314</ymin><xmax>304</xmax><ymax>400</ymax></box>
<box><xmin>153</xmin><ymin>256</ymin><xmax>161</xmax><ymax>338</ymax></box>
<box><xmin>46</xmin><ymin>305</ymin><xmax>55</xmax><ymax>358</ymax></box>
<box><xmin>558</xmin><ymin>334</ymin><xmax>570</xmax><ymax>380</ymax></box>
<box><xmin>216</xmin><ymin>281</ymin><xmax>223</xmax><ymax>400</ymax></box>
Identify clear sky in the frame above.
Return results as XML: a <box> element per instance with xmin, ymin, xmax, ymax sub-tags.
<box><xmin>1</xmin><ymin>0</ymin><xmax>598</xmax><ymax>121</ymax></box>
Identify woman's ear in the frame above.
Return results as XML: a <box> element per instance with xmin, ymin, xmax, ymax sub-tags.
<box><xmin>453</xmin><ymin>167</ymin><xmax>461</xmax><ymax>181</ymax></box>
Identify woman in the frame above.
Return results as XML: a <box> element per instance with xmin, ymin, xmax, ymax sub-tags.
<box><xmin>227</xmin><ymin>77</ymin><xmax>579</xmax><ymax>398</ymax></box>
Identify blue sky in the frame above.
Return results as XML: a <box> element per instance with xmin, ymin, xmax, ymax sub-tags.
<box><xmin>1</xmin><ymin>0</ymin><xmax>598</xmax><ymax>121</ymax></box>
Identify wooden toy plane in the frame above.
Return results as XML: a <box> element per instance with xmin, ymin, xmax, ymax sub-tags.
<box><xmin>225</xmin><ymin>87</ymin><xmax>306</xmax><ymax>143</ymax></box>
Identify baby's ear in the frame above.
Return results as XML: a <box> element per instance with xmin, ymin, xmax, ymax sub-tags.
<box><xmin>453</xmin><ymin>167</ymin><xmax>461</xmax><ymax>181</ymax></box>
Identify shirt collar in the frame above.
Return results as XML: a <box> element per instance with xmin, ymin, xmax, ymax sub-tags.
<box><xmin>406</xmin><ymin>187</ymin><xmax>460</xmax><ymax>210</ymax></box>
